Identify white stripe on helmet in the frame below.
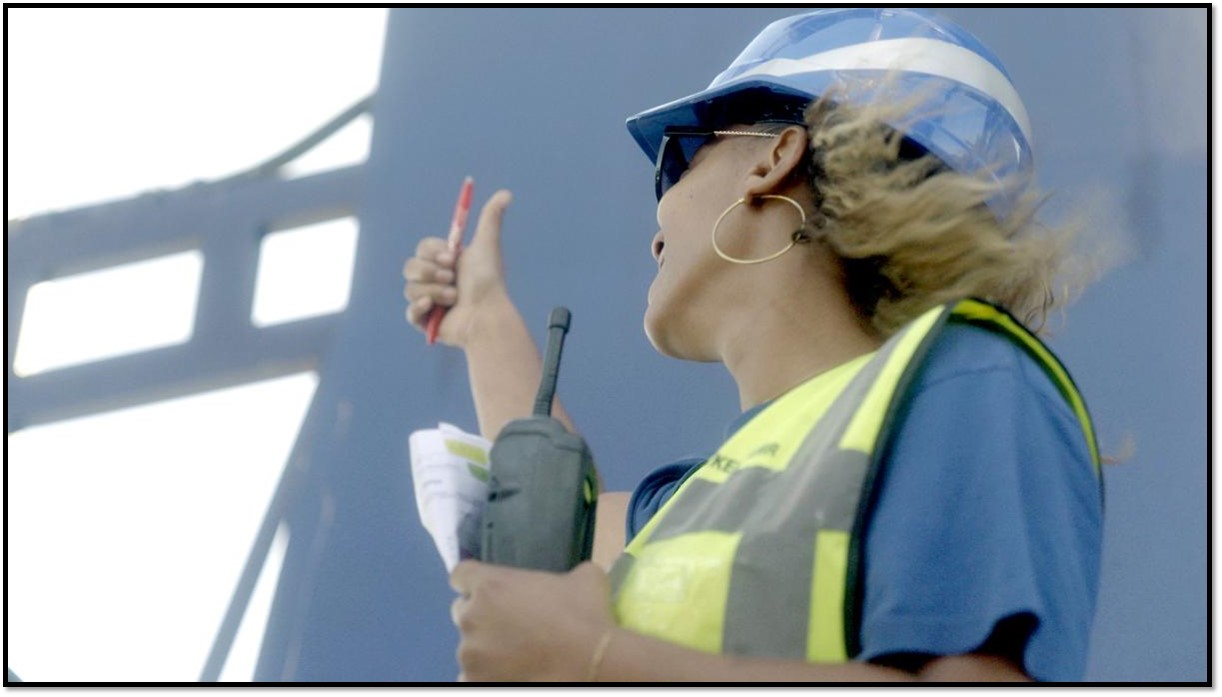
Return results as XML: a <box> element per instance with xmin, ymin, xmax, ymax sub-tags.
<box><xmin>721</xmin><ymin>37</ymin><xmax>1032</xmax><ymax>146</ymax></box>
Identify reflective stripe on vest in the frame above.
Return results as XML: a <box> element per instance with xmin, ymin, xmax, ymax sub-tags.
<box><xmin>609</xmin><ymin>298</ymin><xmax>1101</xmax><ymax>662</ymax></box>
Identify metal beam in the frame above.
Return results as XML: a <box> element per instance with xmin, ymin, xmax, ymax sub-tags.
<box><xmin>8</xmin><ymin>314</ymin><xmax>336</xmax><ymax>431</ymax></box>
<box><xmin>7</xmin><ymin>165</ymin><xmax>365</xmax><ymax>433</ymax></box>
<box><xmin>6</xmin><ymin>165</ymin><xmax>365</xmax><ymax>279</ymax></box>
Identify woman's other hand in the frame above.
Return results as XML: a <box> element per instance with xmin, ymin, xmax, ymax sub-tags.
<box><xmin>449</xmin><ymin>560</ymin><xmax>615</xmax><ymax>682</ymax></box>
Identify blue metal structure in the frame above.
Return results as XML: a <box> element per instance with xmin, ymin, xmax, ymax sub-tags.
<box><xmin>7</xmin><ymin>8</ymin><xmax>1208</xmax><ymax>683</ymax></box>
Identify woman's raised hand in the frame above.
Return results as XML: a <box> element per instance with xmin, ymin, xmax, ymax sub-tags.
<box><xmin>404</xmin><ymin>190</ymin><xmax>514</xmax><ymax>347</ymax></box>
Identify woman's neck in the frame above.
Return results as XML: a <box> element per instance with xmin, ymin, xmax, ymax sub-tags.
<box><xmin>718</xmin><ymin>283</ymin><xmax>882</xmax><ymax>411</ymax></box>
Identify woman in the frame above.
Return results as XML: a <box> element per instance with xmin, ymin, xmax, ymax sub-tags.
<box><xmin>403</xmin><ymin>8</ymin><xmax>1101</xmax><ymax>682</ymax></box>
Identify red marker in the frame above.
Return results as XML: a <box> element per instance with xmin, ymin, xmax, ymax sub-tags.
<box><xmin>426</xmin><ymin>177</ymin><xmax>474</xmax><ymax>344</ymax></box>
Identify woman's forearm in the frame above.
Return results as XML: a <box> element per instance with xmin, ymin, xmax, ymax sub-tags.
<box><xmin>594</xmin><ymin>628</ymin><xmax>1029</xmax><ymax>683</ymax></box>
<box><xmin>463</xmin><ymin>291</ymin><xmax>575</xmax><ymax>441</ymax></box>
<box><xmin>593</xmin><ymin>628</ymin><xmax>912</xmax><ymax>683</ymax></box>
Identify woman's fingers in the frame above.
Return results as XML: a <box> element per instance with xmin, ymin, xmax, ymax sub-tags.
<box><xmin>402</xmin><ymin>261</ymin><xmax>454</xmax><ymax>285</ymax></box>
<box><xmin>405</xmin><ymin>284</ymin><xmax>457</xmax><ymax>327</ymax></box>
<box><xmin>403</xmin><ymin>235</ymin><xmax>461</xmax><ymax>333</ymax></box>
<box><xmin>414</xmin><ymin>235</ymin><xmax>453</xmax><ymax>264</ymax></box>
<box><xmin>404</xmin><ymin>281</ymin><xmax>457</xmax><ymax>304</ymax></box>
<box><xmin>403</xmin><ymin>253</ymin><xmax>455</xmax><ymax>284</ymax></box>
<box><xmin>406</xmin><ymin>296</ymin><xmax>431</xmax><ymax>327</ymax></box>
<box><xmin>450</xmin><ymin>593</ymin><xmax>470</xmax><ymax>628</ymax></box>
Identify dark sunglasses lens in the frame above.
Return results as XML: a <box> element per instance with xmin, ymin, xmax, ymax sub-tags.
<box><xmin>656</xmin><ymin>137</ymin><xmax>682</xmax><ymax>200</ymax></box>
<box><xmin>655</xmin><ymin>134</ymin><xmax>706</xmax><ymax>200</ymax></box>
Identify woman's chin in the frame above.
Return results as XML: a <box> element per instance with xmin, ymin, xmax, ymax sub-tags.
<box><xmin>644</xmin><ymin>310</ymin><xmax>714</xmax><ymax>362</ymax></box>
<box><xmin>642</xmin><ymin>308</ymin><xmax>664</xmax><ymax>353</ymax></box>
<box><xmin>643</xmin><ymin>307</ymin><xmax>677</xmax><ymax>358</ymax></box>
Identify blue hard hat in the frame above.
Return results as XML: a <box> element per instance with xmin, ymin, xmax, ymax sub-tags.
<box><xmin>626</xmin><ymin>8</ymin><xmax>1033</xmax><ymax>198</ymax></box>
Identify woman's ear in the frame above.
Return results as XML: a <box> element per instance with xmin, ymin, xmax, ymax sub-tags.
<box><xmin>743</xmin><ymin>125</ymin><xmax>808</xmax><ymax>199</ymax></box>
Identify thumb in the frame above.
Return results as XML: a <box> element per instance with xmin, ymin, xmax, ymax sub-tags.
<box><xmin>449</xmin><ymin>559</ymin><xmax>485</xmax><ymax>595</ymax></box>
<box><xmin>571</xmin><ymin>561</ymin><xmax>611</xmax><ymax>591</ymax></box>
<box><xmin>467</xmin><ymin>190</ymin><xmax>513</xmax><ymax>253</ymax></box>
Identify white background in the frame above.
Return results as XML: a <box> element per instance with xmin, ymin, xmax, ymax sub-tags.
<box><xmin>7</xmin><ymin>8</ymin><xmax>387</xmax><ymax>683</ymax></box>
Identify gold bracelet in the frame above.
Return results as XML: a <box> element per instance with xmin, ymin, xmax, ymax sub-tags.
<box><xmin>586</xmin><ymin>628</ymin><xmax>615</xmax><ymax>682</ymax></box>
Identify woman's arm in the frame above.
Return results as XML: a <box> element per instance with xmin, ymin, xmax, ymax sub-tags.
<box><xmin>405</xmin><ymin>190</ymin><xmax>628</xmax><ymax>562</ymax></box>
<box><xmin>594</xmin><ymin>626</ymin><xmax>1028</xmax><ymax>682</ymax></box>
<box><xmin>459</xmin><ymin>288</ymin><xmax>577</xmax><ymax>439</ymax></box>
<box><xmin>591</xmin><ymin>492</ymin><xmax>629</xmax><ymax>569</ymax></box>
<box><xmin>404</xmin><ymin>190</ymin><xmax>575</xmax><ymax>440</ymax></box>
<box><xmin>449</xmin><ymin>561</ymin><xmax>1030</xmax><ymax>683</ymax></box>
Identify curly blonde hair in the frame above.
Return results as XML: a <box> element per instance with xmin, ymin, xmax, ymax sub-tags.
<box><xmin>783</xmin><ymin>89</ymin><xmax>1096</xmax><ymax>336</ymax></box>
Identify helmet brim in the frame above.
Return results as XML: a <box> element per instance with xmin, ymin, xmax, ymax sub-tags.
<box><xmin>625</xmin><ymin>78</ymin><xmax>815</xmax><ymax>163</ymax></box>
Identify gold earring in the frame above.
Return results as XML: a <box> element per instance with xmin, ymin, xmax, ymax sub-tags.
<box><xmin>711</xmin><ymin>195</ymin><xmax>809</xmax><ymax>265</ymax></box>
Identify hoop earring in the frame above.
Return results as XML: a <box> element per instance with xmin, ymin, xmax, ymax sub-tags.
<box><xmin>711</xmin><ymin>195</ymin><xmax>809</xmax><ymax>265</ymax></box>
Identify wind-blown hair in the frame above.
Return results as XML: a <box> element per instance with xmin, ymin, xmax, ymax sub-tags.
<box><xmin>776</xmin><ymin>88</ymin><xmax>1097</xmax><ymax>336</ymax></box>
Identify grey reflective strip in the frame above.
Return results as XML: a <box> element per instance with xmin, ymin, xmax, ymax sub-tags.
<box><xmin>721</xmin><ymin>517</ymin><xmax>813</xmax><ymax>658</ymax></box>
<box><xmin>644</xmin><ymin>476</ymin><xmax>767</xmax><ymax>541</ymax></box>
<box><xmin>801</xmin><ymin>448</ymin><xmax>870</xmax><ymax>533</ymax></box>
<box><xmin>719</xmin><ymin>344</ymin><xmax>896</xmax><ymax>657</ymax></box>
<box><xmin>721</xmin><ymin>449</ymin><xmax>871</xmax><ymax>657</ymax></box>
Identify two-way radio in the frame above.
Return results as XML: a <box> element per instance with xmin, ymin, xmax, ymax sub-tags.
<box><xmin>479</xmin><ymin>307</ymin><xmax>598</xmax><ymax>572</ymax></box>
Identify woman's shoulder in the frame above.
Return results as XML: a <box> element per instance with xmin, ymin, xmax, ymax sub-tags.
<box><xmin>912</xmin><ymin>316</ymin><xmax>1074</xmax><ymax>409</ymax></box>
<box><xmin>890</xmin><ymin>316</ymin><xmax>1096</xmax><ymax>484</ymax></box>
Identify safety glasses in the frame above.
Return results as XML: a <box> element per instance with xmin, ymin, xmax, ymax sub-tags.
<box><xmin>654</xmin><ymin>126</ymin><xmax>794</xmax><ymax>201</ymax></box>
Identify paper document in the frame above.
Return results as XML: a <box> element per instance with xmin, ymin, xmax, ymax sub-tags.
<box><xmin>408</xmin><ymin>422</ymin><xmax>491</xmax><ymax>572</ymax></box>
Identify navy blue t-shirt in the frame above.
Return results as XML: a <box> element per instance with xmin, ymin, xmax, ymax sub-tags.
<box><xmin>625</xmin><ymin>321</ymin><xmax>1102</xmax><ymax>681</ymax></box>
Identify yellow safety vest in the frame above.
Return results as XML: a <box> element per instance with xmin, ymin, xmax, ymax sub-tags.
<box><xmin>609</xmin><ymin>298</ymin><xmax>1100</xmax><ymax>662</ymax></box>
